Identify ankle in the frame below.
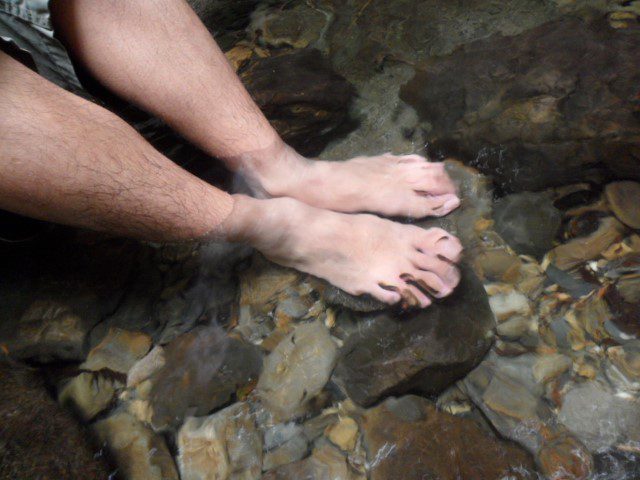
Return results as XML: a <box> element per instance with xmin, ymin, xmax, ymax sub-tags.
<box><xmin>211</xmin><ymin>194</ymin><xmax>262</xmax><ymax>243</ymax></box>
<box><xmin>236</xmin><ymin>143</ymin><xmax>311</xmax><ymax>198</ymax></box>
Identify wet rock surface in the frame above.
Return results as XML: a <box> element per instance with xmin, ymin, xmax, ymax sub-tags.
<box><xmin>605</xmin><ymin>181</ymin><xmax>640</xmax><ymax>229</ymax></box>
<box><xmin>178</xmin><ymin>402</ymin><xmax>262</xmax><ymax>480</ymax></box>
<box><xmin>400</xmin><ymin>16</ymin><xmax>640</xmax><ymax>192</ymax></box>
<box><xmin>493</xmin><ymin>191</ymin><xmax>562</xmax><ymax>259</ymax></box>
<box><xmin>94</xmin><ymin>410</ymin><xmax>179</xmax><ymax>480</ymax></box>
<box><xmin>333</xmin><ymin>264</ymin><xmax>494</xmax><ymax>406</ymax></box>
<box><xmin>257</xmin><ymin>321</ymin><xmax>338</xmax><ymax>421</ymax></box>
<box><xmin>360</xmin><ymin>395</ymin><xmax>534</xmax><ymax>480</ymax></box>
<box><xmin>141</xmin><ymin>327</ymin><xmax>262</xmax><ymax>431</ymax></box>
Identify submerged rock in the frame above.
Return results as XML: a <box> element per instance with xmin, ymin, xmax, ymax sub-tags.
<box><xmin>492</xmin><ymin>191</ymin><xmax>562</xmax><ymax>258</ymax></box>
<box><xmin>548</xmin><ymin>216</ymin><xmax>626</xmax><ymax>270</ymax></box>
<box><xmin>359</xmin><ymin>395</ymin><xmax>534</xmax><ymax>480</ymax></box>
<box><xmin>257</xmin><ymin>321</ymin><xmax>338</xmax><ymax>421</ymax></box>
<box><xmin>558</xmin><ymin>381</ymin><xmax>640</xmax><ymax>453</ymax></box>
<box><xmin>262</xmin><ymin>443</ymin><xmax>361</xmax><ymax>480</ymax></box>
<box><xmin>605</xmin><ymin>181</ymin><xmax>640</xmax><ymax>229</ymax></box>
<box><xmin>58</xmin><ymin>371</ymin><xmax>121</xmax><ymax>422</ymax></box>
<box><xmin>333</xmin><ymin>264</ymin><xmax>494</xmax><ymax>406</ymax></box>
<box><xmin>605</xmin><ymin>341</ymin><xmax>640</xmax><ymax>393</ymax></box>
<box><xmin>81</xmin><ymin>327</ymin><xmax>152</xmax><ymax>374</ymax></box>
<box><xmin>462</xmin><ymin>353</ymin><xmax>594</xmax><ymax>479</ymax></box>
<box><xmin>241</xmin><ymin>49</ymin><xmax>356</xmax><ymax>157</ymax></box>
<box><xmin>94</xmin><ymin>410</ymin><xmax>178</xmax><ymax>480</ymax></box>
<box><xmin>134</xmin><ymin>327</ymin><xmax>262</xmax><ymax>431</ymax></box>
<box><xmin>177</xmin><ymin>402</ymin><xmax>262</xmax><ymax>480</ymax></box>
<box><xmin>400</xmin><ymin>16</ymin><xmax>640</xmax><ymax>192</ymax></box>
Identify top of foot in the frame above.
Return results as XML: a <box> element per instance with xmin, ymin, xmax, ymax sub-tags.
<box><xmin>248</xmin><ymin>148</ymin><xmax>461</xmax><ymax>219</ymax></box>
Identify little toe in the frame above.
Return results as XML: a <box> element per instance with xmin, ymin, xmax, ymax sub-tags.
<box><xmin>401</xmin><ymin>271</ymin><xmax>451</xmax><ymax>299</ymax></box>
<box><xmin>414</xmin><ymin>193</ymin><xmax>460</xmax><ymax>217</ymax></box>
<box><xmin>398</xmin><ymin>276</ymin><xmax>432</xmax><ymax>308</ymax></box>
<box><xmin>396</xmin><ymin>154</ymin><xmax>428</xmax><ymax>164</ymax></box>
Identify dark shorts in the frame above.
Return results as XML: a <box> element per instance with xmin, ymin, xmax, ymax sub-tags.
<box><xmin>0</xmin><ymin>0</ymin><xmax>90</xmax><ymax>97</ymax></box>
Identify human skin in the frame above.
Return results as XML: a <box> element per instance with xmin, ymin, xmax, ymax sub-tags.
<box><xmin>50</xmin><ymin>0</ymin><xmax>461</xmax><ymax>219</ymax></box>
<box><xmin>0</xmin><ymin>0</ymin><xmax>464</xmax><ymax>307</ymax></box>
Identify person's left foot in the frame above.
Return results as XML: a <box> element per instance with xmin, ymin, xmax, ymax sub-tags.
<box><xmin>246</xmin><ymin>147</ymin><xmax>460</xmax><ymax>219</ymax></box>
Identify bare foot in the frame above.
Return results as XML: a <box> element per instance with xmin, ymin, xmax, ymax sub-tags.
<box><xmin>223</xmin><ymin>195</ymin><xmax>463</xmax><ymax>307</ymax></box>
<box><xmin>243</xmin><ymin>146</ymin><xmax>460</xmax><ymax>218</ymax></box>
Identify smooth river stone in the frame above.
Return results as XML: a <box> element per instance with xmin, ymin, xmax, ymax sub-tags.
<box><xmin>359</xmin><ymin>396</ymin><xmax>535</xmax><ymax>480</ymax></box>
<box><xmin>605</xmin><ymin>181</ymin><xmax>640</xmax><ymax>229</ymax></box>
<box><xmin>332</xmin><ymin>263</ymin><xmax>495</xmax><ymax>406</ymax></box>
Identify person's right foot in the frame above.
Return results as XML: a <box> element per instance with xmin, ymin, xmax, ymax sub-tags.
<box><xmin>224</xmin><ymin>195</ymin><xmax>463</xmax><ymax>308</ymax></box>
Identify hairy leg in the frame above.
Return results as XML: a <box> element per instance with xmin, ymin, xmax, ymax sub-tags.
<box><xmin>0</xmin><ymin>51</ymin><xmax>461</xmax><ymax>306</ymax></box>
<box><xmin>51</xmin><ymin>0</ymin><xmax>460</xmax><ymax>218</ymax></box>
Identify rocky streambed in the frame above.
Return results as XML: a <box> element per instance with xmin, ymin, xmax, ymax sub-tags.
<box><xmin>1</xmin><ymin>1</ymin><xmax>640</xmax><ymax>479</ymax></box>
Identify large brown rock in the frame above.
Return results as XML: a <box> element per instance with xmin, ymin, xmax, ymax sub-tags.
<box><xmin>144</xmin><ymin>327</ymin><xmax>262</xmax><ymax>431</ymax></box>
<box><xmin>400</xmin><ymin>16</ymin><xmax>640</xmax><ymax>192</ymax></box>
<box><xmin>359</xmin><ymin>395</ymin><xmax>535</xmax><ymax>480</ymax></box>
<box><xmin>332</xmin><ymin>264</ymin><xmax>494</xmax><ymax>406</ymax></box>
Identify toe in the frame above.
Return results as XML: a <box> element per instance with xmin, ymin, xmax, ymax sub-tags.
<box><xmin>396</xmin><ymin>154</ymin><xmax>428</xmax><ymax>164</ymax></box>
<box><xmin>401</xmin><ymin>271</ymin><xmax>451</xmax><ymax>299</ymax></box>
<box><xmin>411</xmin><ymin>251</ymin><xmax>460</xmax><ymax>286</ymax></box>
<box><xmin>397</xmin><ymin>277</ymin><xmax>432</xmax><ymax>309</ymax></box>
<box><xmin>414</xmin><ymin>193</ymin><xmax>460</xmax><ymax>217</ymax></box>
<box><xmin>413</xmin><ymin>165</ymin><xmax>457</xmax><ymax>196</ymax></box>
<box><xmin>415</xmin><ymin>228</ymin><xmax>464</xmax><ymax>263</ymax></box>
<box><xmin>375</xmin><ymin>282</ymin><xmax>403</xmax><ymax>305</ymax></box>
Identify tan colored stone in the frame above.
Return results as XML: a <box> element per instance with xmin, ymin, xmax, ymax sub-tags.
<box><xmin>127</xmin><ymin>345</ymin><xmax>165</xmax><ymax>388</ymax></box>
<box><xmin>549</xmin><ymin>217</ymin><xmax>626</xmax><ymax>270</ymax></box>
<box><xmin>325</xmin><ymin>417</ymin><xmax>359</xmax><ymax>452</ymax></box>
<box><xmin>532</xmin><ymin>353</ymin><xmax>572</xmax><ymax>384</ymax></box>
<box><xmin>487</xmin><ymin>284</ymin><xmax>531</xmax><ymax>322</ymax></box>
<box><xmin>474</xmin><ymin>247</ymin><xmax>523</xmax><ymax>283</ymax></box>
<box><xmin>94</xmin><ymin>411</ymin><xmax>178</xmax><ymax>480</ymax></box>
<box><xmin>58</xmin><ymin>372</ymin><xmax>119</xmax><ymax>421</ymax></box>
<box><xmin>177</xmin><ymin>402</ymin><xmax>261</xmax><ymax>480</ymax></box>
<box><xmin>605</xmin><ymin>181</ymin><xmax>640</xmax><ymax>229</ymax></box>
<box><xmin>224</xmin><ymin>44</ymin><xmax>254</xmax><ymax>71</ymax></box>
<box><xmin>82</xmin><ymin>327</ymin><xmax>152</xmax><ymax>374</ymax></box>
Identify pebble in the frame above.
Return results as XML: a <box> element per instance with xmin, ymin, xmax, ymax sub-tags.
<box><xmin>178</xmin><ymin>402</ymin><xmax>262</xmax><ymax>480</ymax></box>
<box><xmin>58</xmin><ymin>372</ymin><xmax>120</xmax><ymax>421</ymax></box>
<box><xmin>325</xmin><ymin>417</ymin><xmax>359</xmax><ymax>452</ymax></box>
<box><xmin>81</xmin><ymin>327</ymin><xmax>152</xmax><ymax>374</ymax></box>
<box><xmin>94</xmin><ymin>410</ymin><xmax>179</xmax><ymax>480</ymax></box>
<box><xmin>257</xmin><ymin>321</ymin><xmax>338</xmax><ymax>421</ymax></box>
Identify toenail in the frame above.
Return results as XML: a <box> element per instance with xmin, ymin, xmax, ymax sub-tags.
<box><xmin>378</xmin><ymin>282</ymin><xmax>400</xmax><ymax>293</ymax></box>
<box><xmin>437</xmin><ymin>254</ymin><xmax>456</xmax><ymax>265</ymax></box>
<box><xmin>436</xmin><ymin>235</ymin><xmax>450</xmax><ymax>243</ymax></box>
